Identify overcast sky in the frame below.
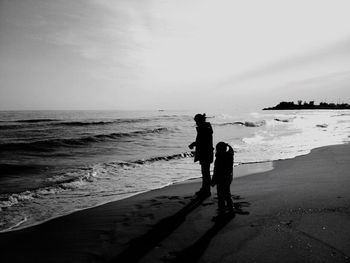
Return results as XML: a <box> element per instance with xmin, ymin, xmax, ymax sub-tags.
<box><xmin>1</xmin><ymin>0</ymin><xmax>350</xmax><ymax>111</ymax></box>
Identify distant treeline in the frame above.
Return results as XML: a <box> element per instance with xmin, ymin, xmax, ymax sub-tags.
<box><xmin>263</xmin><ymin>100</ymin><xmax>350</xmax><ymax>110</ymax></box>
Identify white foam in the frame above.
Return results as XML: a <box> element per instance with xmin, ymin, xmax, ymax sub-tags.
<box><xmin>36</xmin><ymin>188</ymin><xmax>62</xmax><ymax>195</ymax></box>
<box><xmin>0</xmin><ymin>192</ymin><xmax>35</xmax><ymax>209</ymax></box>
<box><xmin>238</xmin><ymin>110</ymin><xmax>350</xmax><ymax>164</ymax></box>
<box><xmin>242</xmin><ymin>134</ymin><xmax>265</xmax><ymax>144</ymax></box>
<box><xmin>0</xmin><ymin>217</ymin><xmax>28</xmax><ymax>233</ymax></box>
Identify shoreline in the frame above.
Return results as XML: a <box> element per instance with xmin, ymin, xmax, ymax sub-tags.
<box><xmin>0</xmin><ymin>157</ymin><xmax>275</xmax><ymax>233</ymax></box>
<box><xmin>1</xmin><ymin>143</ymin><xmax>350</xmax><ymax>262</ymax></box>
<box><xmin>0</xmin><ymin>160</ymin><xmax>273</xmax><ymax>233</ymax></box>
<box><xmin>0</xmin><ymin>143</ymin><xmax>342</xmax><ymax>233</ymax></box>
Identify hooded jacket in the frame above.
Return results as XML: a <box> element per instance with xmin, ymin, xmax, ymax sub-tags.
<box><xmin>212</xmin><ymin>145</ymin><xmax>234</xmax><ymax>186</ymax></box>
<box><xmin>193</xmin><ymin>122</ymin><xmax>214</xmax><ymax>163</ymax></box>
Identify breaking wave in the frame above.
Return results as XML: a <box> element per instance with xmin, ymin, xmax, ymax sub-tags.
<box><xmin>53</xmin><ymin>118</ymin><xmax>153</xmax><ymax>126</ymax></box>
<box><xmin>0</xmin><ymin>118</ymin><xmax>154</xmax><ymax>129</ymax></box>
<box><xmin>0</xmin><ymin>151</ymin><xmax>194</xmax><ymax>210</ymax></box>
<box><xmin>316</xmin><ymin>124</ymin><xmax>328</xmax><ymax>128</ymax></box>
<box><xmin>14</xmin><ymin>119</ymin><xmax>59</xmax><ymax>123</ymax></box>
<box><xmin>0</xmin><ymin>127</ymin><xmax>170</xmax><ymax>152</ymax></box>
<box><xmin>274</xmin><ymin>118</ymin><xmax>292</xmax><ymax>123</ymax></box>
<box><xmin>214</xmin><ymin>120</ymin><xmax>266</xmax><ymax>127</ymax></box>
<box><xmin>54</xmin><ymin>121</ymin><xmax>116</xmax><ymax>126</ymax></box>
<box><xmin>109</xmin><ymin>151</ymin><xmax>194</xmax><ymax>167</ymax></box>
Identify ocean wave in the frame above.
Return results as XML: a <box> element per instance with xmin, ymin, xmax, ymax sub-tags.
<box><xmin>0</xmin><ymin>150</ymin><xmax>194</xmax><ymax>210</ymax></box>
<box><xmin>0</xmin><ymin>127</ymin><xmax>170</xmax><ymax>152</ymax></box>
<box><xmin>0</xmin><ymin>170</ymin><xmax>96</xmax><ymax>210</ymax></box>
<box><xmin>53</xmin><ymin>121</ymin><xmax>116</xmax><ymax>126</ymax></box>
<box><xmin>159</xmin><ymin>114</ymin><xmax>192</xmax><ymax>119</ymax></box>
<box><xmin>54</xmin><ymin>118</ymin><xmax>153</xmax><ymax>126</ymax></box>
<box><xmin>333</xmin><ymin>113</ymin><xmax>350</xmax><ymax>117</ymax></box>
<box><xmin>138</xmin><ymin>151</ymin><xmax>194</xmax><ymax>163</ymax></box>
<box><xmin>14</xmin><ymin>119</ymin><xmax>60</xmax><ymax>123</ymax></box>
<box><xmin>0</xmin><ymin>118</ymin><xmax>60</xmax><ymax>129</ymax></box>
<box><xmin>0</xmin><ymin>118</ymin><xmax>152</xmax><ymax>129</ymax></box>
<box><xmin>0</xmin><ymin>164</ymin><xmax>43</xmax><ymax>175</ymax></box>
<box><xmin>316</xmin><ymin>124</ymin><xmax>328</xmax><ymax>128</ymax></box>
<box><xmin>109</xmin><ymin>151</ymin><xmax>194</xmax><ymax>167</ymax></box>
<box><xmin>274</xmin><ymin>118</ymin><xmax>292</xmax><ymax>123</ymax></box>
<box><xmin>242</xmin><ymin>134</ymin><xmax>265</xmax><ymax>144</ymax></box>
<box><xmin>214</xmin><ymin>120</ymin><xmax>266</xmax><ymax>127</ymax></box>
<box><xmin>0</xmin><ymin>124</ymin><xmax>23</xmax><ymax>130</ymax></box>
<box><xmin>0</xmin><ymin>191</ymin><xmax>36</xmax><ymax>210</ymax></box>
<box><xmin>0</xmin><ymin>216</ymin><xmax>28</xmax><ymax>232</ymax></box>
<box><xmin>0</xmin><ymin>115</ymin><xmax>191</xmax><ymax>129</ymax></box>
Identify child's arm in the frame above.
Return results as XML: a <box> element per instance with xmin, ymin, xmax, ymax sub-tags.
<box><xmin>227</xmin><ymin>144</ymin><xmax>234</xmax><ymax>175</ymax></box>
<box><xmin>211</xmin><ymin>162</ymin><xmax>218</xmax><ymax>186</ymax></box>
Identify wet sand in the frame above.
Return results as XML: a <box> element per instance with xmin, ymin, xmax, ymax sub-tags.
<box><xmin>0</xmin><ymin>144</ymin><xmax>349</xmax><ymax>262</ymax></box>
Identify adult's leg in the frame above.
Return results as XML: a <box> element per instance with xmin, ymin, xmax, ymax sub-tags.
<box><xmin>200</xmin><ymin>162</ymin><xmax>211</xmax><ymax>193</ymax></box>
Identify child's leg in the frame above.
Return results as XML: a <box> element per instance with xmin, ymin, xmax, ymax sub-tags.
<box><xmin>224</xmin><ymin>183</ymin><xmax>233</xmax><ymax>210</ymax></box>
<box><xmin>217</xmin><ymin>184</ymin><xmax>226</xmax><ymax>213</ymax></box>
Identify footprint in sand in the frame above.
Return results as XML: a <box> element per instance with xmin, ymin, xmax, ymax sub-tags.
<box><xmin>122</xmin><ymin>221</ymin><xmax>130</xmax><ymax>227</ymax></box>
<box><xmin>135</xmin><ymin>204</ymin><xmax>143</xmax><ymax>209</ymax></box>
<box><xmin>280</xmin><ymin>220</ymin><xmax>293</xmax><ymax>226</ymax></box>
<box><xmin>155</xmin><ymin>195</ymin><xmax>169</xmax><ymax>199</ymax></box>
<box><xmin>98</xmin><ymin>229</ymin><xmax>114</xmax><ymax>242</ymax></box>
<box><xmin>139</xmin><ymin>213</ymin><xmax>155</xmax><ymax>224</ymax></box>
<box><xmin>150</xmin><ymin>201</ymin><xmax>163</xmax><ymax>207</ymax></box>
<box><xmin>202</xmin><ymin>201</ymin><xmax>215</xmax><ymax>206</ymax></box>
<box><xmin>234</xmin><ymin>201</ymin><xmax>250</xmax><ymax>208</ymax></box>
<box><xmin>232</xmin><ymin>195</ymin><xmax>242</xmax><ymax>200</ymax></box>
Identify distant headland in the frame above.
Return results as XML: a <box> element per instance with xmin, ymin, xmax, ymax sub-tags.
<box><xmin>263</xmin><ymin>101</ymin><xmax>350</xmax><ymax>110</ymax></box>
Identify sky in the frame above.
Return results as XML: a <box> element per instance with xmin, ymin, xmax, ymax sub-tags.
<box><xmin>1</xmin><ymin>0</ymin><xmax>350</xmax><ymax>111</ymax></box>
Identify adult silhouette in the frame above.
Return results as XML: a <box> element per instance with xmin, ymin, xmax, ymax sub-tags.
<box><xmin>189</xmin><ymin>113</ymin><xmax>214</xmax><ymax>197</ymax></box>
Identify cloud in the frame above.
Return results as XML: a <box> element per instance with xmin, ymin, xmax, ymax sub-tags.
<box><xmin>219</xmin><ymin>37</ymin><xmax>350</xmax><ymax>87</ymax></box>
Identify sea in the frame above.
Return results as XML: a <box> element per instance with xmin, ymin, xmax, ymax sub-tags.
<box><xmin>0</xmin><ymin>109</ymin><xmax>349</xmax><ymax>232</ymax></box>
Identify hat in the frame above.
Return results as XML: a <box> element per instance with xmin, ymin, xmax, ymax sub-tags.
<box><xmin>194</xmin><ymin>113</ymin><xmax>206</xmax><ymax>122</ymax></box>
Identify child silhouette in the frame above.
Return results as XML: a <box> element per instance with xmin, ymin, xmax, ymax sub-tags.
<box><xmin>211</xmin><ymin>142</ymin><xmax>234</xmax><ymax>214</ymax></box>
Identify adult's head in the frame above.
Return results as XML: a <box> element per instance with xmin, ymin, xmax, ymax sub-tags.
<box><xmin>194</xmin><ymin>113</ymin><xmax>206</xmax><ymax>125</ymax></box>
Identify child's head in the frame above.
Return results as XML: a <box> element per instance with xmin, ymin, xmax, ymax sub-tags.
<box><xmin>216</xmin><ymin>141</ymin><xmax>227</xmax><ymax>154</ymax></box>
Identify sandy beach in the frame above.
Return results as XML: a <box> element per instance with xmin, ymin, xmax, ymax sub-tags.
<box><xmin>1</xmin><ymin>144</ymin><xmax>350</xmax><ymax>263</ymax></box>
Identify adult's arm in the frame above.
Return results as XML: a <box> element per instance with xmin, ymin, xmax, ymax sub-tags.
<box><xmin>188</xmin><ymin>142</ymin><xmax>196</xmax><ymax>149</ymax></box>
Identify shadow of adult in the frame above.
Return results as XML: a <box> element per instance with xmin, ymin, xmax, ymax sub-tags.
<box><xmin>169</xmin><ymin>201</ymin><xmax>251</xmax><ymax>262</ymax></box>
<box><xmin>111</xmin><ymin>195</ymin><xmax>210</xmax><ymax>263</ymax></box>
<box><xmin>170</xmin><ymin>213</ymin><xmax>235</xmax><ymax>263</ymax></box>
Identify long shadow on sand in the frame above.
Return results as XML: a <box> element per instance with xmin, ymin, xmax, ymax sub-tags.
<box><xmin>111</xmin><ymin>195</ymin><xmax>209</xmax><ymax>263</ymax></box>
<box><xmin>168</xmin><ymin>213</ymin><xmax>235</xmax><ymax>263</ymax></box>
<box><xmin>168</xmin><ymin>202</ymin><xmax>250</xmax><ymax>263</ymax></box>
